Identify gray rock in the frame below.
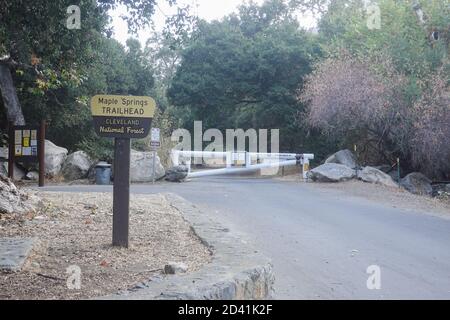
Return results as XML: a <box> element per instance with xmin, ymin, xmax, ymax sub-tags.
<box><xmin>62</xmin><ymin>151</ymin><xmax>93</xmax><ymax>181</ymax></box>
<box><xmin>325</xmin><ymin>149</ymin><xmax>358</xmax><ymax>169</ymax></box>
<box><xmin>374</xmin><ymin>165</ymin><xmax>392</xmax><ymax>173</ymax></box>
<box><xmin>1</xmin><ymin>163</ymin><xmax>26</xmax><ymax>180</ymax></box>
<box><xmin>0</xmin><ymin>148</ymin><xmax>29</xmax><ymax>180</ymax></box>
<box><xmin>432</xmin><ymin>184</ymin><xmax>448</xmax><ymax>197</ymax></box>
<box><xmin>400</xmin><ymin>172</ymin><xmax>433</xmax><ymax>196</ymax></box>
<box><xmin>45</xmin><ymin>140</ymin><xmax>68</xmax><ymax>177</ymax></box>
<box><xmin>87</xmin><ymin>164</ymin><xmax>98</xmax><ymax>182</ymax></box>
<box><xmin>0</xmin><ymin>238</ymin><xmax>35</xmax><ymax>272</ymax></box>
<box><xmin>25</xmin><ymin>171</ymin><xmax>39</xmax><ymax>181</ymax></box>
<box><xmin>308</xmin><ymin>163</ymin><xmax>356</xmax><ymax>182</ymax></box>
<box><xmin>358</xmin><ymin>166</ymin><xmax>398</xmax><ymax>187</ymax></box>
<box><xmin>0</xmin><ymin>163</ymin><xmax>6</xmax><ymax>176</ymax></box>
<box><xmin>164</xmin><ymin>262</ymin><xmax>188</xmax><ymax>275</ymax></box>
<box><xmin>446</xmin><ymin>184</ymin><xmax>450</xmax><ymax>193</ymax></box>
<box><xmin>378</xmin><ymin>164</ymin><xmax>404</xmax><ymax>182</ymax></box>
<box><xmin>1</xmin><ymin>148</ymin><xmax>33</xmax><ymax>178</ymax></box>
<box><xmin>165</xmin><ymin>166</ymin><xmax>189</xmax><ymax>182</ymax></box>
<box><xmin>130</xmin><ymin>150</ymin><xmax>165</xmax><ymax>183</ymax></box>
<box><xmin>0</xmin><ymin>174</ymin><xmax>41</xmax><ymax>214</ymax></box>
<box><xmin>0</xmin><ymin>175</ymin><xmax>21</xmax><ymax>214</ymax></box>
<box><xmin>387</xmin><ymin>170</ymin><xmax>402</xmax><ymax>183</ymax></box>
<box><xmin>0</xmin><ymin>147</ymin><xmax>8</xmax><ymax>160</ymax></box>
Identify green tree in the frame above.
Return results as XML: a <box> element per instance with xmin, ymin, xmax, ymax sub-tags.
<box><xmin>319</xmin><ymin>0</ymin><xmax>448</xmax><ymax>79</ymax></box>
<box><xmin>17</xmin><ymin>37</ymin><xmax>154</xmax><ymax>157</ymax></box>
<box><xmin>0</xmin><ymin>0</ymin><xmax>188</xmax><ymax>161</ymax></box>
<box><xmin>168</xmin><ymin>0</ymin><xmax>323</xmax><ymax>152</ymax></box>
<box><xmin>302</xmin><ymin>0</ymin><xmax>450</xmax><ymax>177</ymax></box>
<box><xmin>0</xmin><ymin>0</ymin><xmax>176</xmax><ymax>125</ymax></box>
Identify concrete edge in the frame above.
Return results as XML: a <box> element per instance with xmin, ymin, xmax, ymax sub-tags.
<box><xmin>100</xmin><ymin>193</ymin><xmax>274</xmax><ymax>300</ymax></box>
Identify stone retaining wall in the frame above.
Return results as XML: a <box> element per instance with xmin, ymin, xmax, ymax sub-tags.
<box><xmin>101</xmin><ymin>193</ymin><xmax>274</xmax><ymax>300</ymax></box>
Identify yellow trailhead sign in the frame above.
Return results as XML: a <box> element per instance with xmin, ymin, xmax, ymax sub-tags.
<box><xmin>90</xmin><ymin>95</ymin><xmax>157</xmax><ymax>139</ymax></box>
<box><xmin>91</xmin><ymin>95</ymin><xmax>156</xmax><ymax>118</ymax></box>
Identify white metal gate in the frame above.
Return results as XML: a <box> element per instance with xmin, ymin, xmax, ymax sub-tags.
<box><xmin>171</xmin><ymin>150</ymin><xmax>314</xmax><ymax>179</ymax></box>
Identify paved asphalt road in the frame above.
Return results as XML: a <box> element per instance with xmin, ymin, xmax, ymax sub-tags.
<box><xmin>38</xmin><ymin>177</ymin><xmax>450</xmax><ymax>300</ymax></box>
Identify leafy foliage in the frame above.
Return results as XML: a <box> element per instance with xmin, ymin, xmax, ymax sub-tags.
<box><xmin>410</xmin><ymin>66</ymin><xmax>450</xmax><ymax>178</ymax></box>
<box><xmin>301</xmin><ymin>53</ymin><xmax>409</xmax><ymax>165</ymax></box>
<box><xmin>168</xmin><ymin>0</ymin><xmax>324</xmax><ymax>152</ymax></box>
<box><xmin>301</xmin><ymin>0</ymin><xmax>450</xmax><ymax>177</ymax></box>
<box><xmin>319</xmin><ymin>0</ymin><xmax>448</xmax><ymax>79</ymax></box>
<box><xmin>1</xmin><ymin>0</ymin><xmax>448</xmax><ymax>178</ymax></box>
<box><xmin>0</xmin><ymin>0</ymin><xmax>162</xmax><ymax>158</ymax></box>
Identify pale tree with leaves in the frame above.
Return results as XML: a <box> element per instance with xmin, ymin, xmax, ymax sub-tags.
<box><xmin>301</xmin><ymin>0</ymin><xmax>449</xmax><ymax>177</ymax></box>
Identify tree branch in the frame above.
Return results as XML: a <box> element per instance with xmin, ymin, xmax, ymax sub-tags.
<box><xmin>0</xmin><ymin>57</ymin><xmax>41</xmax><ymax>76</ymax></box>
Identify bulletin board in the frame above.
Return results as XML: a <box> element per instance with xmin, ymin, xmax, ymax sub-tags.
<box><xmin>11</xmin><ymin>126</ymin><xmax>40</xmax><ymax>162</ymax></box>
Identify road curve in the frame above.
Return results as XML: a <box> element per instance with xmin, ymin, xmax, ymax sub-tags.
<box><xmin>38</xmin><ymin>178</ymin><xmax>450</xmax><ymax>300</ymax></box>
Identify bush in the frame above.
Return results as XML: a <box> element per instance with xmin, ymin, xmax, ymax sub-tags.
<box><xmin>77</xmin><ymin>137</ymin><xmax>114</xmax><ymax>163</ymax></box>
<box><xmin>300</xmin><ymin>53</ymin><xmax>408</xmax><ymax>165</ymax></box>
<box><xmin>410</xmin><ymin>67</ymin><xmax>450</xmax><ymax>179</ymax></box>
<box><xmin>301</xmin><ymin>53</ymin><xmax>450</xmax><ymax>179</ymax></box>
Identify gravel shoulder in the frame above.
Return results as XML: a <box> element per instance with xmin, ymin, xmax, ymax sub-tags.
<box><xmin>278</xmin><ymin>175</ymin><xmax>450</xmax><ymax>219</ymax></box>
<box><xmin>0</xmin><ymin>192</ymin><xmax>212</xmax><ymax>300</ymax></box>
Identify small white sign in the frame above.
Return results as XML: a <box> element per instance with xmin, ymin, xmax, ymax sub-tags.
<box><xmin>150</xmin><ymin>128</ymin><xmax>161</xmax><ymax>148</ymax></box>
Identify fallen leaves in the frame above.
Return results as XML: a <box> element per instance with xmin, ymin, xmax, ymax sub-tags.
<box><xmin>0</xmin><ymin>192</ymin><xmax>212</xmax><ymax>300</ymax></box>
<box><xmin>99</xmin><ymin>260</ymin><xmax>110</xmax><ymax>267</ymax></box>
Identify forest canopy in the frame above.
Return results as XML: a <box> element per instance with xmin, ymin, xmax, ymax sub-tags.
<box><xmin>0</xmin><ymin>0</ymin><xmax>448</xmax><ymax>178</ymax></box>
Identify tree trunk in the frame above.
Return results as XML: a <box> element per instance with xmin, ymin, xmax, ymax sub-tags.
<box><xmin>0</xmin><ymin>63</ymin><xmax>25</xmax><ymax>125</ymax></box>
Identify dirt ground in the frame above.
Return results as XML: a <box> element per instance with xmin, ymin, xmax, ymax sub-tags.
<box><xmin>278</xmin><ymin>175</ymin><xmax>450</xmax><ymax>219</ymax></box>
<box><xmin>0</xmin><ymin>192</ymin><xmax>212</xmax><ymax>300</ymax></box>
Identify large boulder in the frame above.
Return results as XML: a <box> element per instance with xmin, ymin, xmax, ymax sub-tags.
<box><xmin>374</xmin><ymin>165</ymin><xmax>392</xmax><ymax>173</ymax></box>
<box><xmin>0</xmin><ymin>147</ymin><xmax>8</xmax><ymax>160</ymax></box>
<box><xmin>61</xmin><ymin>151</ymin><xmax>93</xmax><ymax>181</ymax></box>
<box><xmin>0</xmin><ymin>174</ymin><xmax>41</xmax><ymax>214</ymax></box>
<box><xmin>165</xmin><ymin>166</ymin><xmax>189</xmax><ymax>182</ymax></box>
<box><xmin>308</xmin><ymin>163</ymin><xmax>356</xmax><ymax>182</ymax></box>
<box><xmin>387</xmin><ymin>171</ymin><xmax>401</xmax><ymax>183</ymax></box>
<box><xmin>87</xmin><ymin>164</ymin><xmax>98</xmax><ymax>183</ymax></box>
<box><xmin>0</xmin><ymin>147</ymin><xmax>26</xmax><ymax>180</ymax></box>
<box><xmin>0</xmin><ymin>163</ymin><xmax>26</xmax><ymax>180</ymax></box>
<box><xmin>375</xmin><ymin>165</ymin><xmax>402</xmax><ymax>183</ymax></box>
<box><xmin>400</xmin><ymin>172</ymin><xmax>433</xmax><ymax>196</ymax></box>
<box><xmin>357</xmin><ymin>166</ymin><xmax>398</xmax><ymax>187</ymax></box>
<box><xmin>130</xmin><ymin>150</ymin><xmax>165</xmax><ymax>183</ymax></box>
<box><xmin>45</xmin><ymin>140</ymin><xmax>68</xmax><ymax>177</ymax></box>
<box><xmin>0</xmin><ymin>163</ymin><xmax>7</xmax><ymax>177</ymax></box>
<box><xmin>325</xmin><ymin>149</ymin><xmax>358</xmax><ymax>169</ymax></box>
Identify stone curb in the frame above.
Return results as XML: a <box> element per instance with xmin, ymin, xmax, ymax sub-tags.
<box><xmin>100</xmin><ymin>193</ymin><xmax>274</xmax><ymax>300</ymax></box>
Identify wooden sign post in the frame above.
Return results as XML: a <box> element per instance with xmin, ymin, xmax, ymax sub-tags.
<box><xmin>150</xmin><ymin>128</ymin><xmax>161</xmax><ymax>184</ymax></box>
<box><xmin>91</xmin><ymin>95</ymin><xmax>156</xmax><ymax>248</ymax></box>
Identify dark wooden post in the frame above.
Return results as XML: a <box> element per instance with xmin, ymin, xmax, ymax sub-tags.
<box><xmin>8</xmin><ymin>121</ymin><xmax>15</xmax><ymax>180</ymax></box>
<box><xmin>38</xmin><ymin>120</ymin><xmax>46</xmax><ymax>187</ymax></box>
<box><xmin>7</xmin><ymin>122</ymin><xmax>14</xmax><ymax>180</ymax></box>
<box><xmin>112</xmin><ymin>138</ymin><xmax>131</xmax><ymax>248</ymax></box>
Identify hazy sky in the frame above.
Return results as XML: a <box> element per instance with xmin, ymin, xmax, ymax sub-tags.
<box><xmin>111</xmin><ymin>0</ymin><xmax>316</xmax><ymax>46</ymax></box>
